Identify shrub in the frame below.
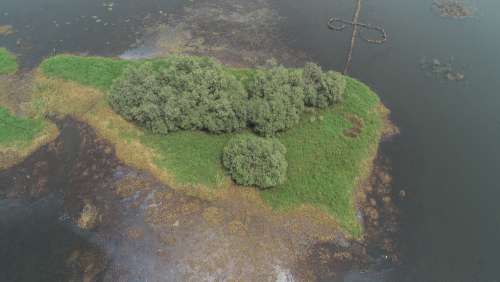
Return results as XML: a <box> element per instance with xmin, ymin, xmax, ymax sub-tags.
<box><xmin>108</xmin><ymin>56</ymin><xmax>248</xmax><ymax>134</ymax></box>
<box><xmin>222</xmin><ymin>135</ymin><xmax>287</xmax><ymax>188</ymax></box>
<box><xmin>247</xmin><ymin>66</ymin><xmax>305</xmax><ymax>136</ymax></box>
<box><xmin>303</xmin><ymin>62</ymin><xmax>346</xmax><ymax>108</ymax></box>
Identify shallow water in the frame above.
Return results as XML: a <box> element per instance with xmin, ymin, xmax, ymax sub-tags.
<box><xmin>0</xmin><ymin>0</ymin><xmax>185</xmax><ymax>68</ymax></box>
<box><xmin>1</xmin><ymin>0</ymin><xmax>498</xmax><ymax>281</ymax></box>
<box><xmin>273</xmin><ymin>0</ymin><xmax>498</xmax><ymax>281</ymax></box>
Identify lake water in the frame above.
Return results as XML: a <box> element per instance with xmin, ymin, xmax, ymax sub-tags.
<box><xmin>273</xmin><ymin>0</ymin><xmax>498</xmax><ymax>281</ymax></box>
<box><xmin>1</xmin><ymin>0</ymin><xmax>497</xmax><ymax>281</ymax></box>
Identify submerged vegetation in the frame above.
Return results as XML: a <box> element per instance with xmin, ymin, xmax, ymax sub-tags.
<box><xmin>0</xmin><ymin>48</ymin><xmax>18</xmax><ymax>75</ymax></box>
<box><xmin>35</xmin><ymin>54</ymin><xmax>387</xmax><ymax>235</ymax></box>
<box><xmin>433</xmin><ymin>0</ymin><xmax>475</xmax><ymax>19</ymax></box>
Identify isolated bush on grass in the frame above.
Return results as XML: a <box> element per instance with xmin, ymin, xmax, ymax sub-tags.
<box><xmin>303</xmin><ymin>62</ymin><xmax>346</xmax><ymax>108</ymax></box>
<box><xmin>222</xmin><ymin>135</ymin><xmax>287</xmax><ymax>188</ymax></box>
<box><xmin>108</xmin><ymin>56</ymin><xmax>248</xmax><ymax>134</ymax></box>
<box><xmin>247</xmin><ymin>66</ymin><xmax>305</xmax><ymax>136</ymax></box>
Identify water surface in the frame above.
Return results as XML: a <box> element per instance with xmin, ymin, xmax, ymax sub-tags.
<box><xmin>273</xmin><ymin>0</ymin><xmax>497</xmax><ymax>281</ymax></box>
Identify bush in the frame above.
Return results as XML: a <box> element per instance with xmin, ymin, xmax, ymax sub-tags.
<box><xmin>222</xmin><ymin>135</ymin><xmax>287</xmax><ymax>188</ymax></box>
<box><xmin>303</xmin><ymin>62</ymin><xmax>346</xmax><ymax>108</ymax></box>
<box><xmin>108</xmin><ymin>56</ymin><xmax>248</xmax><ymax>134</ymax></box>
<box><xmin>247</xmin><ymin>66</ymin><xmax>305</xmax><ymax>136</ymax></box>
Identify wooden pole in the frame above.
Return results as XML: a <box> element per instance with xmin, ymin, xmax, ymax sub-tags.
<box><xmin>343</xmin><ymin>0</ymin><xmax>362</xmax><ymax>75</ymax></box>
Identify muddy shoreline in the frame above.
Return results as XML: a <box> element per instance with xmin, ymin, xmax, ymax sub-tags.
<box><xmin>0</xmin><ymin>114</ymin><xmax>399</xmax><ymax>281</ymax></box>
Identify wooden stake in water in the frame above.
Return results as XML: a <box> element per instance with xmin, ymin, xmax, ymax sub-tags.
<box><xmin>344</xmin><ymin>0</ymin><xmax>362</xmax><ymax>74</ymax></box>
<box><xmin>328</xmin><ymin>0</ymin><xmax>387</xmax><ymax>74</ymax></box>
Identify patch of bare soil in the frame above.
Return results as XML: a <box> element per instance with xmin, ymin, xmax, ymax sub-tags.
<box><xmin>122</xmin><ymin>0</ymin><xmax>308</xmax><ymax>67</ymax></box>
<box><xmin>343</xmin><ymin>114</ymin><xmax>364</xmax><ymax>138</ymax></box>
<box><xmin>0</xmin><ymin>73</ymin><xmax>35</xmax><ymax>115</ymax></box>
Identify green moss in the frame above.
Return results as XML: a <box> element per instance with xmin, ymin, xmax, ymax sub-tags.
<box><xmin>38</xmin><ymin>55</ymin><xmax>386</xmax><ymax>236</ymax></box>
<box><xmin>0</xmin><ymin>48</ymin><xmax>18</xmax><ymax>75</ymax></box>
<box><xmin>0</xmin><ymin>106</ymin><xmax>45</xmax><ymax>148</ymax></box>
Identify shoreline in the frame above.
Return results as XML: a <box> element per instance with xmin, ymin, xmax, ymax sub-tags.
<box><xmin>0</xmin><ymin>116</ymin><xmax>396</xmax><ymax>280</ymax></box>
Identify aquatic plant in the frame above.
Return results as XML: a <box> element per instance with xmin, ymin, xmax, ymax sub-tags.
<box><xmin>222</xmin><ymin>135</ymin><xmax>287</xmax><ymax>188</ymax></box>
<box><xmin>433</xmin><ymin>0</ymin><xmax>475</xmax><ymax>19</ymax></box>
<box><xmin>0</xmin><ymin>25</ymin><xmax>14</xmax><ymax>36</ymax></box>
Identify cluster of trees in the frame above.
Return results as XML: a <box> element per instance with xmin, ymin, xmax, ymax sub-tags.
<box><xmin>109</xmin><ymin>56</ymin><xmax>248</xmax><ymax>134</ymax></box>
<box><xmin>109</xmin><ymin>55</ymin><xmax>346</xmax><ymax>137</ymax></box>
<box><xmin>109</xmin><ymin>55</ymin><xmax>347</xmax><ymax>188</ymax></box>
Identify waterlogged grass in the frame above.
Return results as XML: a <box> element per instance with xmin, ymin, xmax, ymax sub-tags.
<box><xmin>38</xmin><ymin>54</ymin><xmax>386</xmax><ymax>236</ymax></box>
<box><xmin>0</xmin><ymin>106</ymin><xmax>45</xmax><ymax>147</ymax></box>
<box><xmin>0</xmin><ymin>48</ymin><xmax>18</xmax><ymax>75</ymax></box>
<box><xmin>0</xmin><ymin>106</ymin><xmax>58</xmax><ymax>170</ymax></box>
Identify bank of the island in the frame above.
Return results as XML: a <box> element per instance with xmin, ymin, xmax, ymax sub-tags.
<box><xmin>28</xmin><ymin>54</ymin><xmax>392</xmax><ymax>237</ymax></box>
<box><xmin>0</xmin><ymin>48</ymin><xmax>58</xmax><ymax>169</ymax></box>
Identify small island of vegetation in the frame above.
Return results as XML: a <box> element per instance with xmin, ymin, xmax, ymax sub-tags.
<box><xmin>2</xmin><ymin>53</ymin><xmax>389</xmax><ymax>236</ymax></box>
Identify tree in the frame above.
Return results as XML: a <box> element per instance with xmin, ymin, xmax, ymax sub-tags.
<box><xmin>222</xmin><ymin>135</ymin><xmax>287</xmax><ymax>188</ymax></box>
<box><xmin>303</xmin><ymin>62</ymin><xmax>346</xmax><ymax>108</ymax></box>
<box><xmin>108</xmin><ymin>56</ymin><xmax>248</xmax><ymax>134</ymax></box>
<box><xmin>247</xmin><ymin>66</ymin><xmax>305</xmax><ymax>136</ymax></box>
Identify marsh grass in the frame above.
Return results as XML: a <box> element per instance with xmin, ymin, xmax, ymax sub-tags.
<box><xmin>37</xmin><ymin>54</ymin><xmax>387</xmax><ymax>236</ymax></box>
<box><xmin>0</xmin><ymin>106</ymin><xmax>58</xmax><ymax>169</ymax></box>
<box><xmin>0</xmin><ymin>48</ymin><xmax>18</xmax><ymax>75</ymax></box>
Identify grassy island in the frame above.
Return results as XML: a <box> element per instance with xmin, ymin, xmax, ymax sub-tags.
<box><xmin>33</xmin><ymin>54</ymin><xmax>387</xmax><ymax>236</ymax></box>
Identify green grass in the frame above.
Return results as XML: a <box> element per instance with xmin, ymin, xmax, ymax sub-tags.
<box><xmin>0</xmin><ymin>106</ymin><xmax>45</xmax><ymax>148</ymax></box>
<box><xmin>264</xmin><ymin>79</ymin><xmax>383</xmax><ymax>236</ymax></box>
<box><xmin>39</xmin><ymin>54</ymin><xmax>386</xmax><ymax>236</ymax></box>
<box><xmin>141</xmin><ymin>131</ymin><xmax>231</xmax><ymax>187</ymax></box>
<box><xmin>0</xmin><ymin>48</ymin><xmax>18</xmax><ymax>75</ymax></box>
<box><xmin>40</xmin><ymin>55</ymin><xmax>132</xmax><ymax>90</ymax></box>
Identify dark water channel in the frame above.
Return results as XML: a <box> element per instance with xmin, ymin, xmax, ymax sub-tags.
<box><xmin>1</xmin><ymin>0</ymin><xmax>498</xmax><ymax>281</ymax></box>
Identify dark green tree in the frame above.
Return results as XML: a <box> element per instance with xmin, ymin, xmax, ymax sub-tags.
<box><xmin>108</xmin><ymin>56</ymin><xmax>248</xmax><ymax>134</ymax></box>
<box><xmin>222</xmin><ymin>135</ymin><xmax>287</xmax><ymax>188</ymax></box>
<box><xmin>247</xmin><ymin>66</ymin><xmax>305</xmax><ymax>136</ymax></box>
<box><xmin>303</xmin><ymin>62</ymin><xmax>346</xmax><ymax>108</ymax></box>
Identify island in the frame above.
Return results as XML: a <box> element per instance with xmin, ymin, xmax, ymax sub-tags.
<box><xmin>1</xmin><ymin>51</ymin><xmax>391</xmax><ymax>238</ymax></box>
